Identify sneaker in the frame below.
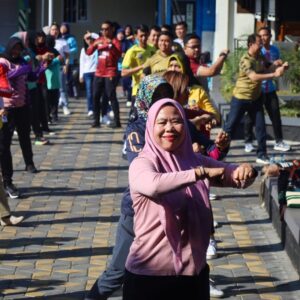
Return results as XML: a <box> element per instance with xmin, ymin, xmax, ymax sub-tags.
<box><xmin>63</xmin><ymin>106</ymin><xmax>71</xmax><ymax>115</ymax></box>
<box><xmin>209</xmin><ymin>193</ymin><xmax>217</xmax><ymax>201</ymax></box>
<box><xmin>213</xmin><ymin>220</ymin><xmax>219</xmax><ymax>228</ymax></box>
<box><xmin>4</xmin><ymin>183</ymin><xmax>20</xmax><ymax>199</ymax></box>
<box><xmin>108</xmin><ymin>110</ymin><xmax>114</xmax><ymax>119</ymax></box>
<box><xmin>43</xmin><ymin>130</ymin><xmax>56</xmax><ymax>136</ymax></box>
<box><xmin>101</xmin><ymin>115</ymin><xmax>111</xmax><ymax>125</ymax></box>
<box><xmin>1</xmin><ymin>215</ymin><xmax>24</xmax><ymax>226</ymax></box>
<box><xmin>34</xmin><ymin>137</ymin><xmax>49</xmax><ymax>146</ymax></box>
<box><xmin>206</xmin><ymin>238</ymin><xmax>217</xmax><ymax>260</ymax></box>
<box><xmin>126</xmin><ymin>101</ymin><xmax>132</xmax><ymax>107</ymax></box>
<box><xmin>210</xmin><ymin>279</ymin><xmax>224</xmax><ymax>298</ymax></box>
<box><xmin>245</xmin><ymin>143</ymin><xmax>255</xmax><ymax>153</ymax></box>
<box><xmin>274</xmin><ymin>141</ymin><xmax>291</xmax><ymax>152</ymax></box>
<box><xmin>87</xmin><ymin>110</ymin><xmax>93</xmax><ymax>117</ymax></box>
<box><xmin>25</xmin><ymin>164</ymin><xmax>38</xmax><ymax>173</ymax></box>
<box><xmin>256</xmin><ymin>155</ymin><xmax>270</xmax><ymax>165</ymax></box>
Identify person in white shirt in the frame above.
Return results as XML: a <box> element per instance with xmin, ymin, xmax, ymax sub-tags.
<box><xmin>49</xmin><ymin>23</ymin><xmax>71</xmax><ymax>115</ymax></box>
<box><xmin>174</xmin><ymin>21</ymin><xmax>188</xmax><ymax>49</ymax></box>
<box><xmin>79</xmin><ymin>33</ymin><xmax>99</xmax><ymax>116</ymax></box>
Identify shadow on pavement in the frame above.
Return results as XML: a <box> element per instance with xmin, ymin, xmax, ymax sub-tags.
<box><xmin>0</xmin><ymin>237</ymin><xmax>77</xmax><ymax>249</ymax></box>
<box><xmin>21</xmin><ymin>215</ymin><xmax>120</xmax><ymax>227</ymax></box>
<box><xmin>23</xmin><ymin>186</ymin><xmax>127</xmax><ymax>197</ymax></box>
<box><xmin>218</xmin><ymin>242</ymin><xmax>283</xmax><ymax>256</ymax></box>
<box><xmin>0</xmin><ymin>246</ymin><xmax>113</xmax><ymax>261</ymax></box>
<box><xmin>40</xmin><ymin>166</ymin><xmax>129</xmax><ymax>172</ymax></box>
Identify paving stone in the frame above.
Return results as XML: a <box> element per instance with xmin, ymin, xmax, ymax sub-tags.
<box><xmin>0</xmin><ymin>98</ymin><xmax>300</xmax><ymax>299</ymax></box>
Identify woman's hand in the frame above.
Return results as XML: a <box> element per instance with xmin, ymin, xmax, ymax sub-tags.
<box><xmin>0</xmin><ymin>109</ymin><xmax>6</xmax><ymax>117</ymax></box>
<box><xmin>192</xmin><ymin>114</ymin><xmax>213</xmax><ymax>130</ymax></box>
<box><xmin>232</xmin><ymin>163</ymin><xmax>258</xmax><ymax>188</ymax></box>
<box><xmin>195</xmin><ymin>166</ymin><xmax>225</xmax><ymax>181</ymax></box>
<box><xmin>215</xmin><ymin>131</ymin><xmax>230</xmax><ymax>151</ymax></box>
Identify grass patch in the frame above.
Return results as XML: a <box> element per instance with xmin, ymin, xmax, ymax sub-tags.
<box><xmin>279</xmin><ymin>100</ymin><xmax>300</xmax><ymax>117</ymax></box>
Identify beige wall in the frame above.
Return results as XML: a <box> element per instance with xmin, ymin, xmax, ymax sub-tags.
<box><xmin>35</xmin><ymin>0</ymin><xmax>156</xmax><ymax>56</ymax></box>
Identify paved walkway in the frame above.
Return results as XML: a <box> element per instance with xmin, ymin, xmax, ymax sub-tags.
<box><xmin>0</xmin><ymin>95</ymin><xmax>300</xmax><ymax>299</ymax></box>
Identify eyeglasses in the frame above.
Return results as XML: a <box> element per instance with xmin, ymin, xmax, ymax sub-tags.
<box><xmin>186</xmin><ymin>44</ymin><xmax>200</xmax><ymax>49</ymax></box>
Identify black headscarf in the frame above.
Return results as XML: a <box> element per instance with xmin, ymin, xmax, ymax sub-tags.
<box><xmin>0</xmin><ymin>37</ymin><xmax>24</xmax><ymax>64</ymax></box>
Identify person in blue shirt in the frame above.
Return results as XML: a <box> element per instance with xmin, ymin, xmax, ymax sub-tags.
<box><xmin>244</xmin><ymin>27</ymin><xmax>290</xmax><ymax>153</ymax></box>
<box><xmin>60</xmin><ymin>22</ymin><xmax>79</xmax><ymax>98</ymax></box>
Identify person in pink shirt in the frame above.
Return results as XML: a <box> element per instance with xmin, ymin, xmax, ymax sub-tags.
<box><xmin>124</xmin><ymin>98</ymin><xmax>257</xmax><ymax>300</ymax></box>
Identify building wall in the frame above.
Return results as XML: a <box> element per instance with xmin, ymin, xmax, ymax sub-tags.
<box><xmin>233</xmin><ymin>1</ymin><xmax>255</xmax><ymax>39</ymax></box>
<box><xmin>35</xmin><ymin>0</ymin><xmax>156</xmax><ymax>53</ymax></box>
<box><xmin>213</xmin><ymin>0</ymin><xmax>230</xmax><ymax>60</ymax></box>
<box><xmin>0</xmin><ymin>0</ymin><xmax>18</xmax><ymax>46</ymax></box>
<box><xmin>213</xmin><ymin>0</ymin><xmax>255</xmax><ymax>59</ymax></box>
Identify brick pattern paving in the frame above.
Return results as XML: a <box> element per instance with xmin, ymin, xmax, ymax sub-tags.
<box><xmin>0</xmin><ymin>97</ymin><xmax>300</xmax><ymax>299</ymax></box>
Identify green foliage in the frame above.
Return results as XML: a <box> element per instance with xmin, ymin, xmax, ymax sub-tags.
<box><xmin>280</xmin><ymin>48</ymin><xmax>300</xmax><ymax>93</ymax></box>
<box><xmin>279</xmin><ymin>100</ymin><xmax>300</xmax><ymax>117</ymax></box>
<box><xmin>220</xmin><ymin>48</ymin><xmax>246</xmax><ymax>101</ymax></box>
<box><xmin>220</xmin><ymin>46</ymin><xmax>300</xmax><ymax>100</ymax></box>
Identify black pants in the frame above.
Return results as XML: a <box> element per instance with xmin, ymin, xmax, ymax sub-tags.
<box><xmin>123</xmin><ymin>264</ymin><xmax>210</xmax><ymax>300</ymax></box>
<box><xmin>244</xmin><ymin>91</ymin><xmax>283</xmax><ymax>143</ymax></box>
<box><xmin>92</xmin><ymin>76</ymin><xmax>120</xmax><ymax>125</ymax></box>
<box><xmin>46</xmin><ymin>88</ymin><xmax>59</xmax><ymax>121</ymax></box>
<box><xmin>29</xmin><ymin>85</ymin><xmax>49</xmax><ymax>137</ymax></box>
<box><xmin>0</xmin><ymin>105</ymin><xmax>34</xmax><ymax>184</ymax></box>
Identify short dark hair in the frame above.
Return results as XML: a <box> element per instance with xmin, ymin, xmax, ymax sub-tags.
<box><xmin>150</xmin><ymin>25</ymin><xmax>161</xmax><ymax>33</ymax></box>
<box><xmin>247</xmin><ymin>33</ymin><xmax>260</xmax><ymax>47</ymax></box>
<box><xmin>175</xmin><ymin>21</ymin><xmax>188</xmax><ymax>29</ymax></box>
<box><xmin>184</xmin><ymin>33</ymin><xmax>201</xmax><ymax>46</ymax></box>
<box><xmin>159</xmin><ymin>31</ymin><xmax>173</xmax><ymax>40</ymax></box>
<box><xmin>258</xmin><ymin>26</ymin><xmax>271</xmax><ymax>36</ymax></box>
<box><xmin>102</xmin><ymin>20</ymin><xmax>112</xmax><ymax>27</ymax></box>
<box><xmin>135</xmin><ymin>24</ymin><xmax>149</xmax><ymax>35</ymax></box>
<box><xmin>161</xmin><ymin>24</ymin><xmax>173</xmax><ymax>33</ymax></box>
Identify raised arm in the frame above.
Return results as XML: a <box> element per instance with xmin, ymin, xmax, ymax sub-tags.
<box><xmin>196</xmin><ymin>49</ymin><xmax>229</xmax><ymax>77</ymax></box>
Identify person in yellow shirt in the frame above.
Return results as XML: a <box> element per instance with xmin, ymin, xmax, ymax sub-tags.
<box><xmin>143</xmin><ymin>31</ymin><xmax>180</xmax><ymax>76</ymax></box>
<box><xmin>121</xmin><ymin>25</ymin><xmax>156</xmax><ymax>110</ymax></box>
<box><xmin>147</xmin><ymin>25</ymin><xmax>160</xmax><ymax>50</ymax></box>
<box><xmin>167</xmin><ymin>54</ymin><xmax>220</xmax><ymax>124</ymax></box>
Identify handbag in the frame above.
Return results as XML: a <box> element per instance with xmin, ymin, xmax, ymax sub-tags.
<box><xmin>286</xmin><ymin>191</ymin><xmax>300</xmax><ymax>208</ymax></box>
<box><xmin>0</xmin><ymin>64</ymin><xmax>13</xmax><ymax>98</ymax></box>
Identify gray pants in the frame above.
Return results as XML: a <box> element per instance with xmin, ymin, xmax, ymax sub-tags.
<box><xmin>87</xmin><ymin>213</ymin><xmax>134</xmax><ymax>299</ymax></box>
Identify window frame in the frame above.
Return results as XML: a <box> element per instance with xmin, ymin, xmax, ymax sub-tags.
<box><xmin>63</xmin><ymin>0</ymin><xmax>88</xmax><ymax>23</ymax></box>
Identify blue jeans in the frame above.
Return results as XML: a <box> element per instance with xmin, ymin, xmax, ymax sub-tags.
<box><xmin>87</xmin><ymin>214</ymin><xmax>134</xmax><ymax>299</ymax></box>
<box><xmin>59</xmin><ymin>68</ymin><xmax>69</xmax><ymax>108</ymax></box>
<box><xmin>83</xmin><ymin>72</ymin><xmax>94</xmax><ymax>112</ymax></box>
<box><xmin>224</xmin><ymin>96</ymin><xmax>267</xmax><ymax>158</ymax></box>
<box><xmin>244</xmin><ymin>91</ymin><xmax>283</xmax><ymax>143</ymax></box>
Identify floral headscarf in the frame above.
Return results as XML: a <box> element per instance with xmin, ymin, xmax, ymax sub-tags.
<box><xmin>135</xmin><ymin>74</ymin><xmax>168</xmax><ymax>121</ymax></box>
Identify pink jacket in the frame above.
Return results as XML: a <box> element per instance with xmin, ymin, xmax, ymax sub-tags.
<box><xmin>127</xmin><ymin>154</ymin><xmax>237</xmax><ymax>276</ymax></box>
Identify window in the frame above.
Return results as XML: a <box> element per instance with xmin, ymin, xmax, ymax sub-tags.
<box><xmin>237</xmin><ymin>0</ymin><xmax>255</xmax><ymax>14</ymax></box>
<box><xmin>64</xmin><ymin>0</ymin><xmax>87</xmax><ymax>23</ymax></box>
<box><xmin>78</xmin><ymin>0</ymin><xmax>87</xmax><ymax>21</ymax></box>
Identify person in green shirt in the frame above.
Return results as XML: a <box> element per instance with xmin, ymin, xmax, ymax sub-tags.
<box><xmin>223</xmin><ymin>33</ymin><xmax>287</xmax><ymax>165</ymax></box>
<box><xmin>121</xmin><ymin>24</ymin><xmax>156</xmax><ymax>110</ymax></box>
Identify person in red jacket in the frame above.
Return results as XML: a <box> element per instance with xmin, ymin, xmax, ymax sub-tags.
<box><xmin>85</xmin><ymin>20</ymin><xmax>122</xmax><ymax>128</ymax></box>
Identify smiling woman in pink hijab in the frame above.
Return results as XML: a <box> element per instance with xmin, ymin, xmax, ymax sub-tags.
<box><xmin>124</xmin><ymin>98</ymin><xmax>257</xmax><ymax>300</ymax></box>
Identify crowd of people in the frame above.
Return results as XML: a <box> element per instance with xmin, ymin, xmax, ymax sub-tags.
<box><xmin>0</xmin><ymin>19</ymin><xmax>291</xmax><ymax>299</ymax></box>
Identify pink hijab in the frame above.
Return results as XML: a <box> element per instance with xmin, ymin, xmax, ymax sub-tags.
<box><xmin>140</xmin><ymin>98</ymin><xmax>211</xmax><ymax>274</ymax></box>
